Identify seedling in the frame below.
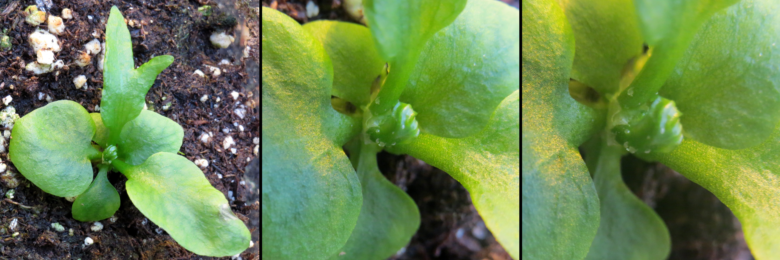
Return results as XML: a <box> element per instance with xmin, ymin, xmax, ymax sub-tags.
<box><xmin>524</xmin><ymin>0</ymin><xmax>780</xmax><ymax>259</ymax></box>
<box><xmin>262</xmin><ymin>0</ymin><xmax>519</xmax><ymax>259</ymax></box>
<box><xmin>8</xmin><ymin>6</ymin><xmax>249</xmax><ymax>257</ymax></box>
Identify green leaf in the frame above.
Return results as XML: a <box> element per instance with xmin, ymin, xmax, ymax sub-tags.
<box><xmin>90</xmin><ymin>113</ymin><xmax>109</xmax><ymax>148</ymax></box>
<box><xmin>611</xmin><ymin>95</ymin><xmax>683</xmax><ymax>154</ymax></box>
<box><xmin>399</xmin><ymin>0</ymin><xmax>519</xmax><ymax>138</ymax></box>
<box><xmin>262</xmin><ymin>7</ymin><xmax>363</xmax><ymax>260</ymax></box>
<box><xmin>581</xmin><ymin>135</ymin><xmax>670</xmax><ymax>260</ymax></box>
<box><xmin>519</xmin><ymin>0</ymin><xmax>601</xmax><ymax>258</ymax></box>
<box><xmin>117</xmin><ymin>110</ymin><xmax>183</xmax><ymax>165</ymax></box>
<box><xmin>303</xmin><ymin>21</ymin><xmax>386</xmax><ymax>108</ymax></box>
<box><xmin>364</xmin><ymin>0</ymin><xmax>467</xmax><ymax>116</ymax></box>
<box><xmin>648</xmin><ymin>125</ymin><xmax>780</xmax><ymax>260</ymax></box>
<box><xmin>9</xmin><ymin>100</ymin><xmax>101</xmax><ymax>197</ymax></box>
<box><xmin>363</xmin><ymin>0</ymin><xmax>467</xmax><ymax>61</ymax></box>
<box><xmin>72</xmin><ymin>165</ymin><xmax>120</xmax><ymax>222</ymax></box>
<box><xmin>659</xmin><ymin>0</ymin><xmax>780</xmax><ymax>150</ymax></box>
<box><xmin>101</xmin><ymin>6</ymin><xmax>173</xmax><ymax>145</ymax></box>
<box><xmin>617</xmin><ymin>0</ymin><xmax>739</xmax><ymax>109</ymax></box>
<box><xmin>113</xmin><ymin>153</ymin><xmax>250</xmax><ymax>257</ymax></box>
<box><xmin>386</xmin><ymin>90</ymin><xmax>520</xmax><ymax>259</ymax></box>
<box><xmin>555</xmin><ymin>0</ymin><xmax>644</xmax><ymax>95</ymax></box>
<box><xmin>329</xmin><ymin>142</ymin><xmax>420</xmax><ymax>260</ymax></box>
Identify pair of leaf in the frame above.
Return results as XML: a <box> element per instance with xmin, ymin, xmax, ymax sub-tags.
<box><xmin>9</xmin><ymin>6</ymin><xmax>249</xmax><ymax>257</ymax></box>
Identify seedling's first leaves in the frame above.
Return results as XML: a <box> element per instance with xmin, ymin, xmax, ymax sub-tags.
<box><xmin>648</xmin><ymin>124</ymin><xmax>780</xmax><ymax>260</ymax></box>
<box><xmin>72</xmin><ymin>165</ymin><xmax>121</xmax><ymax>222</ymax></box>
<box><xmin>9</xmin><ymin>100</ymin><xmax>101</xmax><ymax>197</ymax></box>
<box><xmin>400</xmin><ymin>0</ymin><xmax>519</xmax><ymax>138</ymax></box>
<box><xmin>90</xmin><ymin>113</ymin><xmax>109</xmax><ymax>148</ymax></box>
<box><xmin>555</xmin><ymin>0</ymin><xmax>644</xmax><ymax>95</ymax></box>
<box><xmin>117</xmin><ymin>110</ymin><xmax>183</xmax><ymax>165</ymax></box>
<box><xmin>387</xmin><ymin>90</ymin><xmax>520</xmax><ymax>259</ymax></box>
<box><xmin>113</xmin><ymin>153</ymin><xmax>250</xmax><ymax>257</ymax></box>
<box><xmin>660</xmin><ymin>0</ymin><xmax>780</xmax><ymax>150</ymax></box>
<box><xmin>303</xmin><ymin>21</ymin><xmax>386</xmax><ymax>108</ymax></box>
<box><xmin>101</xmin><ymin>6</ymin><xmax>173</xmax><ymax>145</ymax></box>
<box><xmin>519</xmin><ymin>0</ymin><xmax>601</xmax><ymax>258</ymax></box>
<box><xmin>262</xmin><ymin>7</ymin><xmax>363</xmax><ymax>260</ymax></box>
<box><xmin>329</xmin><ymin>142</ymin><xmax>420</xmax><ymax>260</ymax></box>
<box><xmin>364</xmin><ymin>0</ymin><xmax>467</xmax><ymax>115</ymax></box>
<box><xmin>581</xmin><ymin>135</ymin><xmax>670</xmax><ymax>260</ymax></box>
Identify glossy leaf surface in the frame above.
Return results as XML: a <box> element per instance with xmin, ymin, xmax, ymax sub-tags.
<box><xmin>101</xmin><ymin>6</ymin><xmax>173</xmax><ymax>145</ymax></box>
<box><xmin>660</xmin><ymin>0</ymin><xmax>780</xmax><ymax>150</ymax></box>
<box><xmin>262</xmin><ymin>7</ymin><xmax>363</xmax><ymax>260</ymax></box>
<box><xmin>399</xmin><ymin>0</ymin><xmax>519</xmax><ymax>138</ymax></box>
<box><xmin>114</xmin><ymin>153</ymin><xmax>250</xmax><ymax>256</ymax></box>
<box><xmin>647</xmin><ymin>125</ymin><xmax>780</xmax><ymax>260</ymax></box>
<box><xmin>329</xmin><ymin>141</ymin><xmax>420</xmax><ymax>260</ymax></box>
<box><xmin>555</xmin><ymin>0</ymin><xmax>643</xmax><ymax>95</ymax></box>
<box><xmin>117</xmin><ymin>110</ymin><xmax>183</xmax><ymax>165</ymax></box>
<box><xmin>582</xmin><ymin>135</ymin><xmax>670</xmax><ymax>260</ymax></box>
<box><xmin>519</xmin><ymin>0</ymin><xmax>601</xmax><ymax>258</ymax></box>
<box><xmin>303</xmin><ymin>21</ymin><xmax>385</xmax><ymax>108</ymax></box>
<box><xmin>387</xmin><ymin>90</ymin><xmax>520</xmax><ymax>259</ymax></box>
<box><xmin>72</xmin><ymin>165</ymin><xmax>120</xmax><ymax>222</ymax></box>
<box><xmin>9</xmin><ymin>100</ymin><xmax>100</xmax><ymax>197</ymax></box>
<box><xmin>611</xmin><ymin>95</ymin><xmax>683</xmax><ymax>154</ymax></box>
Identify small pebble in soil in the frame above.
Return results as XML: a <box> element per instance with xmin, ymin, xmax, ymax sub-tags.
<box><xmin>155</xmin><ymin>227</ymin><xmax>164</xmax><ymax>234</ymax></box>
<box><xmin>24</xmin><ymin>6</ymin><xmax>47</xmax><ymax>26</ymax></box>
<box><xmin>162</xmin><ymin>102</ymin><xmax>172</xmax><ymax>111</ymax></box>
<box><xmin>210</xmin><ymin>31</ymin><xmax>235</xmax><ymax>49</ymax></box>
<box><xmin>239</xmin><ymin>125</ymin><xmax>244</xmax><ymax>132</ymax></box>
<box><xmin>234</xmin><ymin>107</ymin><xmax>246</xmax><ymax>119</ymax></box>
<box><xmin>223</xmin><ymin>136</ymin><xmax>235</xmax><ymax>150</ymax></box>
<box><xmin>230</xmin><ymin>148</ymin><xmax>237</xmax><ymax>154</ymax></box>
<box><xmin>85</xmin><ymin>39</ymin><xmax>102</xmax><ymax>55</ymax></box>
<box><xmin>1</xmin><ymin>171</ymin><xmax>19</xmax><ymax>188</ymax></box>
<box><xmin>204</xmin><ymin>65</ymin><xmax>221</xmax><ymax>77</ymax></box>
<box><xmin>4</xmin><ymin>130</ymin><xmax>11</xmax><ymax>139</ymax></box>
<box><xmin>46</xmin><ymin>95</ymin><xmax>53</xmax><ymax>102</ymax></box>
<box><xmin>37</xmin><ymin>49</ymin><xmax>55</xmax><ymax>64</ymax></box>
<box><xmin>253</xmin><ymin>137</ymin><xmax>260</xmax><ymax>145</ymax></box>
<box><xmin>216</xmin><ymin>97</ymin><xmax>221</xmax><ymax>103</ymax></box>
<box><xmin>194</xmin><ymin>69</ymin><xmax>206</xmax><ymax>78</ymax></box>
<box><xmin>69</xmin><ymin>228</ymin><xmax>74</xmax><ymax>236</ymax></box>
<box><xmin>8</xmin><ymin>218</ymin><xmax>18</xmax><ymax>231</ymax></box>
<box><xmin>231</xmin><ymin>254</ymin><xmax>242</xmax><ymax>260</ymax></box>
<box><xmin>200</xmin><ymin>94</ymin><xmax>209</xmax><ymax>103</ymax></box>
<box><xmin>199</xmin><ymin>132</ymin><xmax>211</xmax><ymax>144</ymax></box>
<box><xmin>231</xmin><ymin>91</ymin><xmax>240</xmax><ymax>100</ymax></box>
<box><xmin>95</xmin><ymin>105</ymin><xmax>100</xmax><ymax>112</ymax></box>
<box><xmin>37</xmin><ymin>92</ymin><xmax>45</xmax><ymax>100</ymax></box>
<box><xmin>194</xmin><ymin>158</ymin><xmax>209</xmax><ymax>168</ymax></box>
<box><xmin>0</xmin><ymin>161</ymin><xmax>6</xmax><ymax>173</ymax></box>
<box><xmin>222</xmin><ymin>128</ymin><xmax>230</xmax><ymax>134</ymax></box>
<box><xmin>97</xmin><ymin>51</ymin><xmax>104</xmax><ymax>71</ymax></box>
<box><xmin>65</xmin><ymin>196</ymin><xmax>76</xmax><ymax>202</ymax></box>
<box><xmin>61</xmin><ymin>8</ymin><xmax>72</xmax><ymax>19</ymax></box>
<box><xmin>306</xmin><ymin>0</ymin><xmax>320</xmax><ymax>18</ymax></box>
<box><xmin>84</xmin><ymin>237</ymin><xmax>93</xmax><ymax>246</ymax></box>
<box><xmin>29</xmin><ymin>29</ymin><xmax>60</xmax><ymax>53</ymax></box>
<box><xmin>75</xmin><ymin>51</ymin><xmax>91</xmax><ymax>67</ymax></box>
<box><xmin>141</xmin><ymin>218</ymin><xmax>148</xmax><ymax>225</ymax></box>
<box><xmin>91</xmin><ymin>222</ymin><xmax>103</xmax><ymax>232</ymax></box>
<box><xmin>2</xmin><ymin>95</ymin><xmax>11</xmax><ymax>106</ymax></box>
<box><xmin>243</xmin><ymin>46</ymin><xmax>251</xmax><ymax>58</ymax></box>
<box><xmin>220</xmin><ymin>59</ymin><xmax>231</xmax><ymax>66</ymax></box>
<box><xmin>51</xmin><ymin>222</ymin><xmax>65</xmax><ymax>232</ymax></box>
<box><xmin>109</xmin><ymin>215</ymin><xmax>118</xmax><ymax>223</ymax></box>
<box><xmin>73</xmin><ymin>75</ymin><xmax>87</xmax><ymax>89</ymax></box>
<box><xmin>48</xmin><ymin>15</ymin><xmax>66</xmax><ymax>35</ymax></box>
<box><xmin>11</xmin><ymin>232</ymin><xmax>19</xmax><ymax>237</ymax></box>
<box><xmin>0</xmin><ymin>106</ymin><xmax>20</xmax><ymax>129</ymax></box>
<box><xmin>217</xmin><ymin>173</ymin><xmax>223</xmax><ymax>179</ymax></box>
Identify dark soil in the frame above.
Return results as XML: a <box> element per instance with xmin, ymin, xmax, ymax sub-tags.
<box><xmin>0</xmin><ymin>0</ymin><xmax>260</xmax><ymax>259</ymax></box>
<box><xmin>262</xmin><ymin>0</ymin><xmax>518</xmax><ymax>259</ymax></box>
